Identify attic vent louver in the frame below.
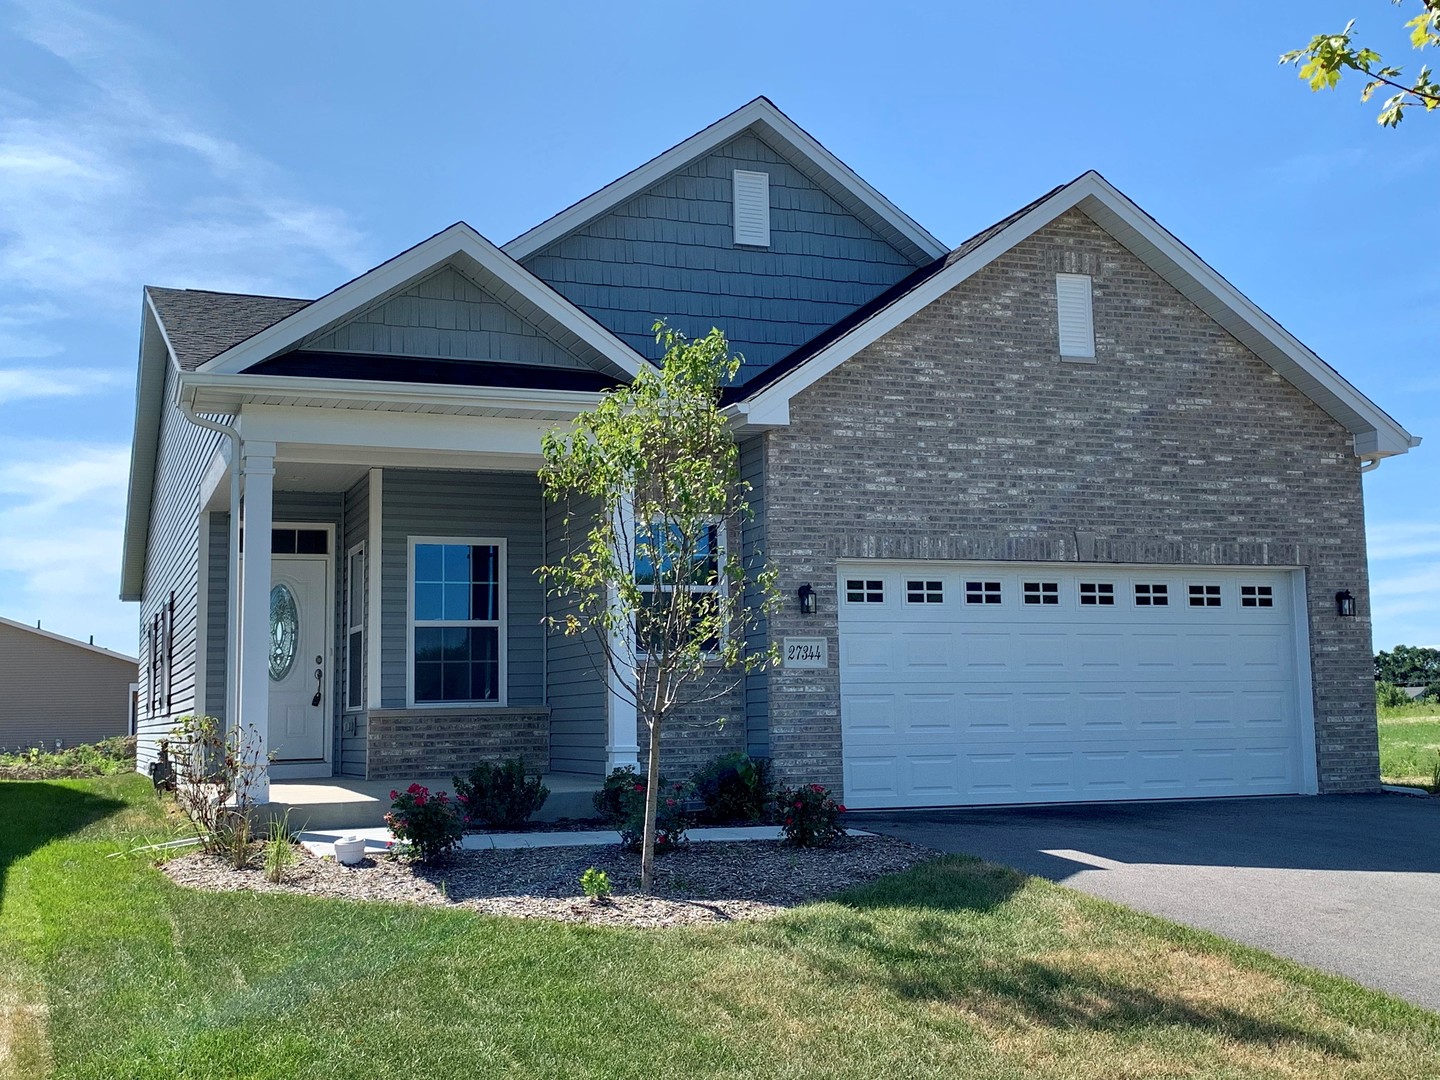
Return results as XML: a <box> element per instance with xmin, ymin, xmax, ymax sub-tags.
<box><xmin>733</xmin><ymin>170</ymin><xmax>771</xmax><ymax>247</ymax></box>
<box><xmin>1056</xmin><ymin>273</ymin><xmax>1095</xmax><ymax>360</ymax></box>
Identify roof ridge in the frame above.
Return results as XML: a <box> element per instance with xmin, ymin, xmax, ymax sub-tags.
<box><xmin>145</xmin><ymin>285</ymin><xmax>314</xmax><ymax>303</ymax></box>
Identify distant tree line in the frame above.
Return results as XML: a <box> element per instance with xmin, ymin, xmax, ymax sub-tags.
<box><xmin>1375</xmin><ymin>646</ymin><xmax>1440</xmax><ymax>706</ymax></box>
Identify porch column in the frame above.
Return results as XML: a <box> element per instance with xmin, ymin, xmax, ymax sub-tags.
<box><xmin>606</xmin><ymin>495</ymin><xmax>639</xmax><ymax>770</ymax></box>
<box><xmin>238</xmin><ymin>440</ymin><xmax>276</xmax><ymax>803</ymax></box>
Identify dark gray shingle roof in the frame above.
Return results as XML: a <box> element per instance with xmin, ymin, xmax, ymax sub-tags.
<box><xmin>146</xmin><ymin>287</ymin><xmax>311</xmax><ymax>370</ymax></box>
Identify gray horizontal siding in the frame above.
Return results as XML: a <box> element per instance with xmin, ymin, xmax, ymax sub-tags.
<box><xmin>304</xmin><ymin>265</ymin><xmax>592</xmax><ymax>369</ymax></box>
<box><xmin>205</xmin><ymin>511</ymin><xmax>229</xmax><ymax>721</ymax></box>
<box><xmin>340</xmin><ymin>476</ymin><xmax>369</xmax><ymax>777</ymax></box>
<box><xmin>523</xmin><ymin>131</ymin><xmax>923</xmax><ymax>381</ymax></box>
<box><xmin>543</xmin><ymin>492</ymin><xmax>608</xmax><ymax>776</ymax></box>
<box><xmin>0</xmin><ymin>625</ymin><xmax>136</xmax><ymax>750</ymax></box>
<box><xmin>135</xmin><ymin>362</ymin><xmax>227</xmax><ymax>769</ymax></box>
<box><xmin>380</xmin><ymin>470</ymin><xmax>546</xmax><ymax>710</ymax></box>
<box><xmin>740</xmin><ymin>435</ymin><xmax>769</xmax><ymax>758</ymax></box>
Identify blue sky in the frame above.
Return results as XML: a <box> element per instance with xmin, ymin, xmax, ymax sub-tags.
<box><xmin>0</xmin><ymin>0</ymin><xmax>1433</xmax><ymax>656</ymax></box>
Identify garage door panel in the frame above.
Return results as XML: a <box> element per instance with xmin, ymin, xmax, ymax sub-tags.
<box><xmin>839</xmin><ymin>562</ymin><xmax>1305</xmax><ymax>808</ymax></box>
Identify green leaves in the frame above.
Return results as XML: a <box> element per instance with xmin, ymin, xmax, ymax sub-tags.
<box><xmin>1281</xmin><ymin>1</ymin><xmax>1440</xmax><ymax>126</ymax></box>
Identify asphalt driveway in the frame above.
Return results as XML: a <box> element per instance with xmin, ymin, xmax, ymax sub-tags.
<box><xmin>852</xmin><ymin>794</ymin><xmax>1440</xmax><ymax>1011</ymax></box>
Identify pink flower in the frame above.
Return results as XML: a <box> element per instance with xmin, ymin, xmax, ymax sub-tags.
<box><xmin>810</xmin><ymin>784</ymin><xmax>824</xmax><ymax>794</ymax></box>
<box><xmin>389</xmin><ymin>790</ymin><xmax>399</xmax><ymax>800</ymax></box>
<box><xmin>838</xmin><ymin>805</ymin><xmax>847</xmax><ymax>813</ymax></box>
<box><xmin>633</xmin><ymin>783</ymin><xmax>644</xmax><ymax>792</ymax></box>
<box><xmin>794</xmin><ymin>801</ymin><xmax>803</xmax><ymax>809</ymax></box>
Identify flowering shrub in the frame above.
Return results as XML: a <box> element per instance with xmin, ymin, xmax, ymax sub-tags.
<box><xmin>593</xmin><ymin>767</ymin><xmax>690</xmax><ymax>853</ymax></box>
<box><xmin>453</xmin><ymin>757</ymin><xmax>549</xmax><ymax>829</ymax></box>
<box><xmin>777</xmin><ymin>784</ymin><xmax>846</xmax><ymax>847</ymax></box>
<box><xmin>385</xmin><ymin>783</ymin><xmax>464</xmax><ymax>862</ymax></box>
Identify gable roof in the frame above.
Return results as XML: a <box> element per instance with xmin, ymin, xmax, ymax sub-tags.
<box><xmin>194</xmin><ymin>222</ymin><xmax>646</xmax><ymax>379</ymax></box>
<box><xmin>734</xmin><ymin>171</ymin><xmax>1420</xmax><ymax>461</ymax></box>
<box><xmin>503</xmin><ymin>96</ymin><xmax>949</xmax><ymax>266</ymax></box>
<box><xmin>146</xmin><ymin>289</ymin><xmax>310</xmax><ymax>371</ymax></box>
<box><xmin>0</xmin><ymin>615</ymin><xmax>137</xmax><ymax>665</ymax></box>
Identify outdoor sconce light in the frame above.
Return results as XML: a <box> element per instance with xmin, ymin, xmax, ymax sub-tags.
<box><xmin>797</xmin><ymin>583</ymin><xmax>816</xmax><ymax>615</ymax></box>
<box><xmin>1335</xmin><ymin>590</ymin><xmax>1357</xmax><ymax>618</ymax></box>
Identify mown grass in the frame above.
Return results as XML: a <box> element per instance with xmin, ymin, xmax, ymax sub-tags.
<box><xmin>1378</xmin><ymin>701</ymin><xmax>1440</xmax><ymax>792</ymax></box>
<box><xmin>4</xmin><ymin>775</ymin><xmax>1440</xmax><ymax>1079</ymax></box>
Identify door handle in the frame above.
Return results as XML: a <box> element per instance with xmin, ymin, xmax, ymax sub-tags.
<box><xmin>311</xmin><ymin>657</ymin><xmax>323</xmax><ymax>707</ymax></box>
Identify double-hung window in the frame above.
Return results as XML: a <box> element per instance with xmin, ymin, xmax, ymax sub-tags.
<box><xmin>409</xmin><ymin>538</ymin><xmax>505</xmax><ymax>705</ymax></box>
<box><xmin>635</xmin><ymin>522</ymin><xmax>722</xmax><ymax>653</ymax></box>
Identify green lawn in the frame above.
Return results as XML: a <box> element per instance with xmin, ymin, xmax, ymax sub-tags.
<box><xmin>4</xmin><ymin>777</ymin><xmax>1439</xmax><ymax>1079</ymax></box>
<box><xmin>1379</xmin><ymin>702</ymin><xmax>1440</xmax><ymax>792</ymax></box>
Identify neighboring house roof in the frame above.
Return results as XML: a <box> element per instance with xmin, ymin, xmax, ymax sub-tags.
<box><xmin>503</xmin><ymin>96</ymin><xmax>948</xmax><ymax>266</ymax></box>
<box><xmin>0</xmin><ymin>615</ymin><xmax>137</xmax><ymax>665</ymax></box>
<box><xmin>732</xmin><ymin>170</ymin><xmax>1421</xmax><ymax>461</ymax></box>
<box><xmin>145</xmin><ymin>288</ymin><xmax>310</xmax><ymax>370</ymax></box>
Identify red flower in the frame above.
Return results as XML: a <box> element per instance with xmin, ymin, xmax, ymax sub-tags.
<box><xmin>810</xmin><ymin>784</ymin><xmax>824</xmax><ymax>794</ymax></box>
<box><xmin>794</xmin><ymin>801</ymin><xmax>803</xmax><ymax>809</ymax></box>
<box><xmin>838</xmin><ymin>805</ymin><xmax>847</xmax><ymax>813</ymax></box>
<box><xmin>784</xmin><ymin>817</ymin><xmax>793</xmax><ymax>825</ymax></box>
<box><xmin>665</xmin><ymin>798</ymin><xmax>676</xmax><ymax>807</ymax></box>
<box><xmin>633</xmin><ymin>783</ymin><xmax>645</xmax><ymax>792</ymax></box>
<box><xmin>389</xmin><ymin>790</ymin><xmax>398</xmax><ymax>800</ymax></box>
<box><xmin>407</xmin><ymin>783</ymin><xmax>425</xmax><ymax>795</ymax></box>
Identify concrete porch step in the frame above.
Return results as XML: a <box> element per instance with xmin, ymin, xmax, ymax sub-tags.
<box><xmin>268</xmin><ymin>772</ymin><xmax>600</xmax><ymax>832</ymax></box>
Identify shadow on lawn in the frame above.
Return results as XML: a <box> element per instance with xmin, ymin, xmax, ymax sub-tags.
<box><xmin>0</xmin><ymin>780</ymin><xmax>126</xmax><ymax>908</ymax></box>
<box><xmin>772</xmin><ymin>856</ymin><xmax>1357</xmax><ymax>1062</ymax></box>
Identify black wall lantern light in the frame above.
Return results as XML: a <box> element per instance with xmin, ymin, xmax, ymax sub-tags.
<box><xmin>1335</xmin><ymin>590</ymin><xmax>1357</xmax><ymax>618</ymax></box>
<box><xmin>797</xmin><ymin>583</ymin><xmax>816</xmax><ymax>615</ymax></box>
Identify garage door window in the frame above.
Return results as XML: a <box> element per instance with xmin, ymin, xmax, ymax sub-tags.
<box><xmin>1134</xmin><ymin>583</ymin><xmax>1169</xmax><ymax>606</ymax></box>
<box><xmin>846</xmin><ymin>579</ymin><xmax>884</xmax><ymax>603</ymax></box>
<box><xmin>1241</xmin><ymin>585</ymin><xmax>1274</xmax><ymax>608</ymax></box>
<box><xmin>1079</xmin><ymin>582</ymin><xmax>1115</xmax><ymax>606</ymax></box>
<box><xmin>1023</xmin><ymin>581</ymin><xmax>1060</xmax><ymax>605</ymax></box>
<box><xmin>964</xmin><ymin>581</ymin><xmax>1002</xmax><ymax>605</ymax></box>
<box><xmin>1189</xmin><ymin>584</ymin><xmax>1222</xmax><ymax>607</ymax></box>
<box><xmin>906</xmin><ymin>580</ymin><xmax>944</xmax><ymax>604</ymax></box>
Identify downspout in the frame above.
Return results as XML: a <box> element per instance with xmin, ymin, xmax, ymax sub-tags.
<box><xmin>1360</xmin><ymin>456</ymin><xmax>1382</xmax><ymax>473</ymax></box>
<box><xmin>177</xmin><ymin>389</ymin><xmax>244</xmax><ymax>729</ymax></box>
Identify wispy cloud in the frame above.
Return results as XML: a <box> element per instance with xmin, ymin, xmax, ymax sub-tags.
<box><xmin>1368</xmin><ymin>522</ymin><xmax>1440</xmax><ymax>562</ymax></box>
<box><xmin>0</xmin><ymin>438</ymin><xmax>134</xmax><ymax>651</ymax></box>
<box><xmin>0</xmin><ymin>366</ymin><xmax>125</xmax><ymax>403</ymax></box>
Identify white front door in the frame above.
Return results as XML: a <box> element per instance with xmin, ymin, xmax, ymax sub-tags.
<box><xmin>267</xmin><ymin>554</ymin><xmax>330</xmax><ymax>770</ymax></box>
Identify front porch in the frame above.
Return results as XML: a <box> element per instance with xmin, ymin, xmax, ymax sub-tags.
<box><xmin>270</xmin><ymin>771</ymin><xmax>604</xmax><ymax>831</ymax></box>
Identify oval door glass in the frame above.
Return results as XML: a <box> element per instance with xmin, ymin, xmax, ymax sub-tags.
<box><xmin>269</xmin><ymin>583</ymin><xmax>299</xmax><ymax>681</ymax></box>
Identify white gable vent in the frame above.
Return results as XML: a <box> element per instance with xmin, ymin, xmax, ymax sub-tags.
<box><xmin>732</xmin><ymin>169</ymin><xmax>770</xmax><ymax>247</ymax></box>
<box><xmin>1056</xmin><ymin>273</ymin><xmax>1095</xmax><ymax>360</ymax></box>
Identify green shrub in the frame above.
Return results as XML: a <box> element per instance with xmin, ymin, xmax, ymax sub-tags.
<box><xmin>593</xmin><ymin>767</ymin><xmax>690</xmax><ymax>853</ymax></box>
<box><xmin>691</xmin><ymin>752</ymin><xmax>775</xmax><ymax>824</ymax></box>
<box><xmin>1377</xmin><ymin>681</ymin><xmax>1410</xmax><ymax>708</ymax></box>
<box><xmin>777</xmin><ymin>784</ymin><xmax>846</xmax><ymax>848</ymax></box>
<box><xmin>580</xmin><ymin>866</ymin><xmax>612</xmax><ymax>903</ymax></box>
<box><xmin>385</xmin><ymin>784</ymin><xmax>464</xmax><ymax>862</ymax></box>
<box><xmin>0</xmin><ymin>735</ymin><xmax>136</xmax><ymax>777</ymax></box>
<box><xmin>453</xmin><ymin>758</ymin><xmax>549</xmax><ymax>829</ymax></box>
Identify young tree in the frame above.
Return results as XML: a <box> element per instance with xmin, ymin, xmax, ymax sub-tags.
<box><xmin>539</xmin><ymin>323</ymin><xmax>780</xmax><ymax>892</ymax></box>
<box><xmin>1281</xmin><ymin>1</ymin><xmax>1440</xmax><ymax>126</ymax></box>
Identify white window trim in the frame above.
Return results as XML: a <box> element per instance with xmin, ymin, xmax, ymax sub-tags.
<box><xmin>405</xmin><ymin>535</ymin><xmax>508</xmax><ymax>708</ymax></box>
<box><xmin>344</xmin><ymin>542</ymin><xmax>365</xmax><ymax>712</ymax></box>
<box><xmin>636</xmin><ymin>520</ymin><xmax>726</xmax><ymax>658</ymax></box>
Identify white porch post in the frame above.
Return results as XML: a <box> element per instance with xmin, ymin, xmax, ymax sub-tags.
<box><xmin>238</xmin><ymin>440</ymin><xmax>276</xmax><ymax>803</ymax></box>
<box><xmin>606</xmin><ymin>495</ymin><xmax>639</xmax><ymax>770</ymax></box>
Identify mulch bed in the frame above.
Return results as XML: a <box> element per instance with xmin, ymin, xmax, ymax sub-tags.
<box><xmin>158</xmin><ymin>835</ymin><xmax>937</xmax><ymax>928</ymax></box>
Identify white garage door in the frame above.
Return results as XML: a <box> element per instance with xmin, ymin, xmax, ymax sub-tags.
<box><xmin>838</xmin><ymin>563</ymin><xmax>1311</xmax><ymax>809</ymax></box>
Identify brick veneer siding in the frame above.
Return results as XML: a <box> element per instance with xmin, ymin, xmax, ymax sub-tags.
<box><xmin>636</xmin><ymin>673</ymin><xmax>747</xmax><ymax>781</ymax></box>
<box><xmin>756</xmin><ymin>207</ymin><xmax>1377</xmax><ymax>797</ymax></box>
<box><xmin>366</xmin><ymin>707</ymin><xmax>549</xmax><ymax>780</ymax></box>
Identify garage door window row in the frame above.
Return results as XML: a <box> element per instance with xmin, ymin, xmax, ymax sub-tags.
<box><xmin>846</xmin><ymin>575</ymin><xmax>1280</xmax><ymax>611</ymax></box>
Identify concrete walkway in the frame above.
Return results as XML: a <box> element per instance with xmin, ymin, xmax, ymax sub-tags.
<box><xmin>300</xmin><ymin>824</ymin><xmax>869</xmax><ymax>859</ymax></box>
<box><xmin>852</xmin><ymin>793</ymin><xmax>1440</xmax><ymax>1012</ymax></box>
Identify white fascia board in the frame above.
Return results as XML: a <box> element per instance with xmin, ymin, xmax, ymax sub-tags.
<box><xmin>178</xmin><ymin>369</ymin><xmax>605</xmax><ymax>418</ymax></box>
<box><xmin>120</xmin><ymin>295</ymin><xmax>178</xmax><ymax>602</ymax></box>
<box><xmin>235</xmin><ymin>403</ymin><xmax>555</xmax><ymax>460</ymax></box>
<box><xmin>196</xmin><ymin>223</ymin><xmax>644</xmax><ymax>378</ymax></box>
<box><xmin>503</xmin><ymin>98</ymin><xmax>948</xmax><ymax>263</ymax></box>
<box><xmin>743</xmin><ymin>171</ymin><xmax>1418</xmax><ymax>459</ymax></box>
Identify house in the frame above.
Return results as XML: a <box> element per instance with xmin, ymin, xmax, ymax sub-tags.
<box><xmin>0</xmin><ymin>616</ymin><xmax>138</xmax><ymax>751</ymax></box>
<box><xmin>121</xmin><ymin>97</ymin><xmax>1419</xmax><ymax>809</ymax></box>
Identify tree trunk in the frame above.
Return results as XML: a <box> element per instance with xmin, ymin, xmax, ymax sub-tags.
<box><xmin>640</xmin><ymin>717</ymin><xmax>664</xmax><ymax>893</ymax></box>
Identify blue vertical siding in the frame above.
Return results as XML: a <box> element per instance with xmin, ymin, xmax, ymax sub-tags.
<box><xmin>303</xmin><ymin>265</ymin><xmax>593</xmax><ymax>369</ymax></box>
<box><xmin>379</xmin><ymin>470</ymin><xmax>546</xmax><ymax>709</ymax></box>
<box><xmin>543</xmin><ymin>492</ymin><xmax>609</xmax><ymax>776</ymax></box>
<box><xmin>521</xmin><ymin>131</ymin><xmax>925</xmax><ymax>382</ymax></box>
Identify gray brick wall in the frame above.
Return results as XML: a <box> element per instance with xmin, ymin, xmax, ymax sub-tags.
<box><xmin>638</xmin><ymin>670</ymin><xmax>747</xmax><ymax>781</ymax></box>
<box><xmin>367</xmin><ymin>707</ymin><xmax>549</xmax><ymax>780</ymax></box>
<box><xmin>757</xmin><ymin>207</ymin><xmax>1377</xmax><ymax>797</ymax></box>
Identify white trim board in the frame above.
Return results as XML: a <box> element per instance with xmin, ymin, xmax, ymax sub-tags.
<box><xmin>503</xmin><ymin>96</ymin><xmax>948</xmax><ymax>265</ymax></box>
<box><xmin>404</xmin><ymin>535</ymin><xmax>510</xmax><ymax>709</ymax></box>
<box><xmin>736</xmin><ymin>171</ymin><xmax>1419</xmax><ymax>461</ymax></box>
<box><xmin>195</xmin><ymin>223</ymin><xmax>645</xmax><ymax>379</ymax></box>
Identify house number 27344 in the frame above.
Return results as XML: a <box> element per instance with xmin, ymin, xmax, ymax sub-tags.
<box><xmin>782</xmin><ymin>637</ymin><xmax>828</xmax><ymax>669</ymax></box>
